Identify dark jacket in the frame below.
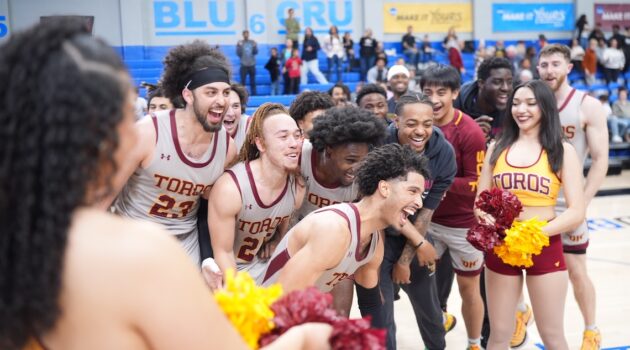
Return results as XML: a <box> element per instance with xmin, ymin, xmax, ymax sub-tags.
<box><xmin>454</xmin><ymin>81</ymin><xmax>505</xmax><ymax>136</ymax></box>
<box><xmin>264</xmin><ymin>56</ymin><xmax>281</xmax><ymax>82</ymax></box>
<box><xmin>302</xmin><ymin>36</ymin><xmax>321</xmax><ymax>61</ymax></box>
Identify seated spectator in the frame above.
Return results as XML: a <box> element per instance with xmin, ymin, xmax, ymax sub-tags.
<box><xmin>367</xmin><ymin>57</ymin><xmax>388</xmax><ymax>84</ymax></box>
<box><xmin>420</xmin><ymin>34</ymin><xmax>434</xmax><ymax>63</ymax></box>
<box><xmin>402</xmin><ymin>25</ymin><xmax>419</xmax><ymax>68</ymax></box>
<box><xmin>610</xmin><ymin>87</ymin><xmax>630</xmax><ymax>142</ymax></box>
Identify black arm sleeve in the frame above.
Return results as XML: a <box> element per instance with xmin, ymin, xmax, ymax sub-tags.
<box><xmin>355</xmin><ymin>282</ymin><xmax>386</xmax><ymax>329</ymax></box>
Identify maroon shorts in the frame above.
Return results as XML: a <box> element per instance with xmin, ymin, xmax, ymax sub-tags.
<box><xmin>485</xmin><ymin>235</ymin><xmax>566</xmax><ymax>276</ymax></box>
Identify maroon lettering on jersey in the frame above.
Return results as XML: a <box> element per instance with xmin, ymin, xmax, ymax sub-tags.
<box><xmin>493</xmin><ymin>172</ymin><xmax>552</xmax><ymax>195</ymax></box>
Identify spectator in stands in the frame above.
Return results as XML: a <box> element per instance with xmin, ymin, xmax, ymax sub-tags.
<box><xmin>264</xmin><ymin>47</ymin><xmax>281</xmax><ymax>95</ymax></box>
<box><xmin>323</xmin><ymin>25</ymin><xmax>345</xmax><ymax>83</ymax></box>
<box><xmin>285</xmin><ymin>48</ymin><xmax>302</xmax><ymax>94</ymax></box>
<box><xmin>386</xmin><ymin>65</ymin><xmax>410</xmax><ymax>113</ymax></box>
<box><xmin>494</xmin><ymin>40</ymin><xmax>506</xmax><ymax>58</ymax></box>
<box><xmin>538</xmin><ymin>34</ymin><xmax>549</xmax><ymax>49</ymax></box>
<box><xmin>602</xmin><ymin>38</ymin><xmax>625</xmax><ymax>85</ymax></box>
<box><xmin>280</xmin><ymin>39</ymin><xmax>294</xmax><ymax>94</ymax></box>
<box><xmin>518</xmin><ymin>69</ymin><xmax>533</xmax><ymax>84</ymax></box>
<box><xmin>402</xmin><ymin>25</ymin><xmax>419</xmax><ymax>68</ymax></box>
<box><xmin>570</xmin><ymin>38</ymin><xmax>585</xmax><ymax>74</ymax></box>
<box><xmin>583</xmin><ymin>39</ymin><xmax>598</xmax><ymax>86</ymax></box>
<box><xmin>375</xmin><ymin>42</ymin><xmax>388</xmax><ymax>66</ymax></box>
<box><xmin>367</xmin><ymin>56</ymin><xmax>388</xmax><ymax>84</ymax></box>
<box><xmin>236</xmin><ymin>29</ymin><xmax>258</xmax><ymax>95</ymax></box>
<box><xmin>342</xmin><ymin>31</ymin><xmax>356</xmax><ymax>72</ymax></box>
<box><xmin>609</xmin><ymin>24</ymin><xmax>626</xmax><ymax>49</ymax></box>
<box><xmin>420</xmin><ymin>34</ymin><xmax>434</xmax><ymax>63</ymax></box>
<box><xmin>301</xmin><ymin>27</ymin><xmax>328</xmax><ymax>85</ymax></box>
<box><xmin>454</xmin><ymin>57</ymin><xmax>514</xmax><ymax>140</ymax></box>
<box><xmin>289</xmin><ymin>91</ymin><xmax>335</xmax><ymax>136</ymax></box>
<box><xmin>284</xmin><ymin>8</ymin><xmax>300</xmax><ymax>49</ymax></box>
<box><xmin>147</xmin><ymin>86</ymin><xmax>175</xmax><ymax>113</ymax></box>
<box><xmin>575</xmin><ymin>14</ymin><xmax>589</xmax><ymax>47</ymax></box>
<box><xmin>446</xmin><ymin>40</ymin><xmax>465</xmax><ymax>78</ymax></box>
<box><xmin>359</xmin><ymin>29</ymin><xmax>378</xmax><ymax>82</ymax></box>
<box><xmin>328</xmin><ymin>82</ymin><xmax>352</xmax><ymax>106</ymax></box>
<box><xmin>443</xmin><ymin>26</ymin><xmax>458</xmax><ymax>51</ymax></box>
<box><xmin>356</xmin><ymin>83</ymin><xmax>393</xmax><ymax>123</ymax></box>
<box><xmin>133</xmin><ymin>87</ymin><xmax>147</xmax><ymax>120</ymax></box>
<box><xmin>611</xmin><ymin>87</ymin><xmax>630</xmax><ymax>143</ymax></box>
<box><xmin>588</xmin><ymin>23</ymin><xmax>605</xmax><ymax>43</ymax></box>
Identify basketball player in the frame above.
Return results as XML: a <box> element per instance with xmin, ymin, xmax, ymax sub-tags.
<box><xmin>536</xmin><ymin>44</ymin><xmax>608</xmax><ymax>350</ymax></box>
<box><xmin>260</xmin><ymin>144</ymin><xmax>430</xmax><ymax>328</ymax></box>
<box><xmin>208</xmin><ymin>103</ymin><xmax>305</xmax><ymax>289</ymax></box>
<box><xmin>289</xmin><ymin>91</ymin><xmax>335</xmax><ymax>137</ymax></box>
<box><xmin>296</xmin><ymin>106</ymin><xmax>387</xmax><ymax>316</ymax></box>
<box><xmin>224</xmin><ymin>83</ymin><xmax>251</xmax><ymax>153</ymax></box>
<box><xmin>112</xmin><ymin>40</ymin><xmax>237</xmax><ymax>265</ymax></box>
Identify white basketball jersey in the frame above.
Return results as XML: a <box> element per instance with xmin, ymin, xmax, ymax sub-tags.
<box><xmin>260</xmin><ymin>203</ymin><xmax>379</xmax><ymax>292</ymax></box>
<box><xmin>226</xmin><ymin>161</ymin><xmax>297</xmax><ymax>265</ymax></box>
<box><xmin>114</xmin><ymin>109</ymin><xmax>229</xmax><ymax>264</ymax></box>
<box><xmin>232</xmin><ymin>114</ymin><xmax>251</xmax><ymax>154</ymax></box>
<box><xmin>296</xmin><ymin>140</ymin><xmax>359</xmax><ymax>221</ymax></box>
<box><xmin>559</xmin><ymin>88</ymin><xmax>588</xmax><ymax>163</ymax></box>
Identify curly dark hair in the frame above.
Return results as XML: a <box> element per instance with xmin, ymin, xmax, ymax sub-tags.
<box><xmin>0</xmin><ymin>19</ymin><xmax>128</xmax><ymax>349</ymax></box>
<box><xmin>308</xmin><ymin>106</ymin><xmax>386</xmax><ymax>152</ymax></box>
<box><xmin>357</xmin><ymin>144</ymin><xmax>430</xmax><ymax>196</ymax></box>
<box><xmin>356</xmin><ymin>83</ymin><xmax>387</xmax><ymax>106</ymax></box>
<box><xmin>160</xmin><ymin>39</ymin><xmax>231</xmax><ymax>104</ymax></box>
<box><xmin>230</xmin><ymin>83</ymin><xmax>249</xmax><ymax>113</ymax></box>
<box><xmin>476</xmin><ymin>56</ymin><xmax>513</xmax><ymax>82</ymax></box>
<box><xmin>288</xmin><ymin>91</ymin><xmax>334</xmax><ymax>122</ymax></box>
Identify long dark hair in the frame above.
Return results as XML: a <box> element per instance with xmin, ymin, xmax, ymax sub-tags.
<box><xmin>0</xmin><ymin>19</ymin><xmax>128</xmax><ymax>349</ymax></box>
<box><xmin>490</xmin><ymin>80</ymin><xmax>564</xmax><ymax>173</ymax></box>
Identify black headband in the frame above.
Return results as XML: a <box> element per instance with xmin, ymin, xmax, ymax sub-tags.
<box><xmin>185</xmin><ymin>67</ymin><xmax>230</xmax><ymax>90</ymax></box>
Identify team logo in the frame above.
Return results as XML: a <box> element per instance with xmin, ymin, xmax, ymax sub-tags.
<box><xmin>244</xmin><ymin>204</ymin><xmax>253</xmax><ymax>210</ymax></box>
<box><xmin>569</xmin><ymin>234</ymin><xmax>584</xmax><ymax>242</ymax></box>
<box><xmin>461</xmin><ymin>259</ymin><xmax>478</xmax><ymax>269</ymax></box>
<box><xmin>161</xmin><ymin>153</ymin><xmax>171</xmax><ymax>161</ymax></box>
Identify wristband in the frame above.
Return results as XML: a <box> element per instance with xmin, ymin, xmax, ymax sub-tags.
<box><xmin>414</xmin><ymin>240</ymin><xmax>424</xmax><ymax>250</ymax></box>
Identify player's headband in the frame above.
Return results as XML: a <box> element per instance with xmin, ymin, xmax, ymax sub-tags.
<box><xmin>184</xmin><ymin>67</ymin><xmax>230</xmax><ymax>90</ymax></box>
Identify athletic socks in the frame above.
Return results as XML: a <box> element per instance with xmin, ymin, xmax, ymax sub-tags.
<box><xmin>517</xmin><ymin>302</ymin><xmax>528</xmax><ymax>312</ymax></box>
<box><xmin>585</xmin><ymin>324</ymin><xmax>598</xmax><ymax>331</ymax></box>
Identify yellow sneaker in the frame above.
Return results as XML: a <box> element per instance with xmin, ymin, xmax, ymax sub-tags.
<box><xmin>580</xmin><ymin>329</ymin><xmax>602</xmax><ymax>350</ymax></box>
<box><xmin>443</xmin><ymin>312</ymin><xmax>457</xmax><ymax>333</ymax></box>
<box><xmin>467</xmin><ymin>344</ymin><xmax>483</xmax><ymax>350</ymax></box>
<box><xmin>510</xmin><ymin>304</ymin><xmax>533</xmax><ymax>348</ymax></box>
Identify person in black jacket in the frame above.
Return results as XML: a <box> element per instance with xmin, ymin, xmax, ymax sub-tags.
<box><xmin>264</xmin><ymin>47</ymin><xmax>281</xmax><ymax>95</ymax></box>
<box><xmin>359</xmin><ymin>28</ymin><xmax>378</xmax><ymax>82</ymax></box>
<box><xmin>357</xmin><ymin>92</ymin><xmax>457</xmax><ymax>350</ymax></box>
<box><xmin>453</xmin><ymin>57</ymin><xmax>514</xmax><ymax>140</ymax></box>
<box><xmin>301</xmin><ymin>27</ymin><xmax>328</xmax><ymax>85</ymax></box>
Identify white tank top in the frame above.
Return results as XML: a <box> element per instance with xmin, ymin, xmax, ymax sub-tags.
<box><xmin>232</xmin><ymin>114</ymin><xmax>251</xmax><ymax>154</ymax></box>
<box><xmin>558</xmin><ymin>88</ymin><xmax>588</xmax><ymax>163</ymax></box>
<box><xmin>226</xmin><ymin>161</ymin><xmax>297</xmax><ymax>264</ymax></box>
<box><xmin>114</xmin><ymin>109</ymin><xmax>229</xmax><ymax>263</ymax></box>
<box><xmin>260</xmin><ymin>203</ymin><xmax>379</xmax><ymax>292</ymax></box>
<box><xmin>296</xmin><ymin>140</ymin><xmax>359</xmax><ymax>221</ymax></box>
<box><xmin>557</xmin><ymin>88</ymin><xmax>588</xmax><ymax>207</ymax></box>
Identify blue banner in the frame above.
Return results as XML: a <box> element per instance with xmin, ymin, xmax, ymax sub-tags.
<box><xmin>492</xmin><ymin>3</ymin><xmax>574</xmax><ymax>32</ymax></box>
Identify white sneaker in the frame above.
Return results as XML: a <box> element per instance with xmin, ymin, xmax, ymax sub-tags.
<box><xmin>612</xmin><ymin>135</ymin><xmax>623</xmax><ymax>143</ymax></box>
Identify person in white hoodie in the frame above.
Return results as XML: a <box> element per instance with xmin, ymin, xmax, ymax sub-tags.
<box><xmin>602</xmin><ymin>38</ymin><xmax>626</xmax><ymax>85</ymax></box>
<box><xmin>323</xmin><ymin>25</ymin><xmax>345</xmax><ymax>83</ymax></box>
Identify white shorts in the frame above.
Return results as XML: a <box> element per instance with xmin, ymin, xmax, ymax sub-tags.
<box><xmin>237</xmin><ymin>257</ymin><xmax>270</xmax><ymax>284</ymax></box>
<box><xmin>556</xmin><ymin>205</ymin><xmax>590</xmax><ymax>252</ymax></box>
<box><xmin>428</xmin><ymin>222</ymin><xmax>484</xmax><ymax>276</ymax></box>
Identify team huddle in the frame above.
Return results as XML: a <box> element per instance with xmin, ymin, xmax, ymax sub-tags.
<box><xmin>1</xmin><ymin>19</ymin><xmax>609</xmax><ymax>350</ymax></box>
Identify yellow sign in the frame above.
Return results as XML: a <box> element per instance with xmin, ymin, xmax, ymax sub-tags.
<box><xmin>383</xmin><ymin>3</ymin><xmax>473</xmax><ymax>33</ymax></box>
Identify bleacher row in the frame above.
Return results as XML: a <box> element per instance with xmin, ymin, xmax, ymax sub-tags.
<box><xmin>125</xmin><ymin>42</ymin><xmax>475</xmax><ymax>115</ymax></box>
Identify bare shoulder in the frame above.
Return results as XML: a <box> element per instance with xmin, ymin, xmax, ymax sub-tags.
<box><xmin>297</xmin><ymin>210</ymin><xmax>351</xmax><ymax>243</ymax></box>
<box><xmin>580</xmin><ymin>94</ymin><xmax>605</xmax><ymax>122</ymax></box>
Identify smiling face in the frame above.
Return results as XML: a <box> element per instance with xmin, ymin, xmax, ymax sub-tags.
<box><xmin>326</xmin><ymin>143</ymin><xmax>370</xmax><ymax>187</ymax></box>
<box><xmin>396</xmin><ymin>102</ymin><xmax>434</xmax><ymax>153</ymax></box>
<box><xmin>382</xmin><ymin>171</ymin><xmax>425</xmax><ymax>229</ymax></box>
<box><xmin>422</xmin><ymin>84</ymin><xmax>459</xmax><ymax>126</ymax></box>
<box><xmin>479</xmin><ymin>68</ymin><xmax>513</xmax><ymax>111</ymax></box>
<box><xmin>257</xmin><ymin>113</ymin><xmax>303</xmax><ymax>171</ymax></box>
<box><xmin>511</xmin><ymin>86</ymin><xmax>542</xmax><ymax>134</ymax></box>
<box><xmin>537</xmin><ymin>52</ymin><xmax>572</xmax><ymax>92</ymax></box>
<box><xmin>148</xmin><ymin>96</ymin><xmax>173</xmax><ymax>113</ymax></box>
<box><xmin>331</xmin><ymin>87</ymin><xmax>348</xmax><ymax>106</ymax></box>
<box><xmin>389</xmin><ymin>73</ymin><xmax>409</xmax><ymax>96</ymax></box>
<box><xmin>359</xmin><ymin>93</ymin><xmax>388</xmax><ymax>120</ymax></box>
<box><xmin>223</xmin><ymin>90</ymin><xmax>243</xmax><ymax>136</ymax></box>
<box><xmin>186</xmin><ymin>82</ymin><xmax>230</xmax><ymax>132</ymax></box>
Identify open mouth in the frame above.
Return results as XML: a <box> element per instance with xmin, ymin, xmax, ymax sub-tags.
<box><xmin>207</xmin><ymin>111</ymin><xmax>223</xmax><ymax>124</ymax></box>
<box><xmin>409</xmin><ymin>135</ymin><xmax>425</xmax><ymax>148</ymax></box>
<box><xmin>400</xmin><ymin>206</ymin><xmax>417</xmax><ymax>226</ymax></box>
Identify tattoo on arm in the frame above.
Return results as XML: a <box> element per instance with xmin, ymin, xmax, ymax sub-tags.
<box><xmin>398</xmin><ymin>244</ymin><xmax>416</xmax><ymax>265</ymax></box>
<box><xmin>397</xmin><ymin>208</ymin><xmax>433</xmax><ymax>265</ymax></box>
